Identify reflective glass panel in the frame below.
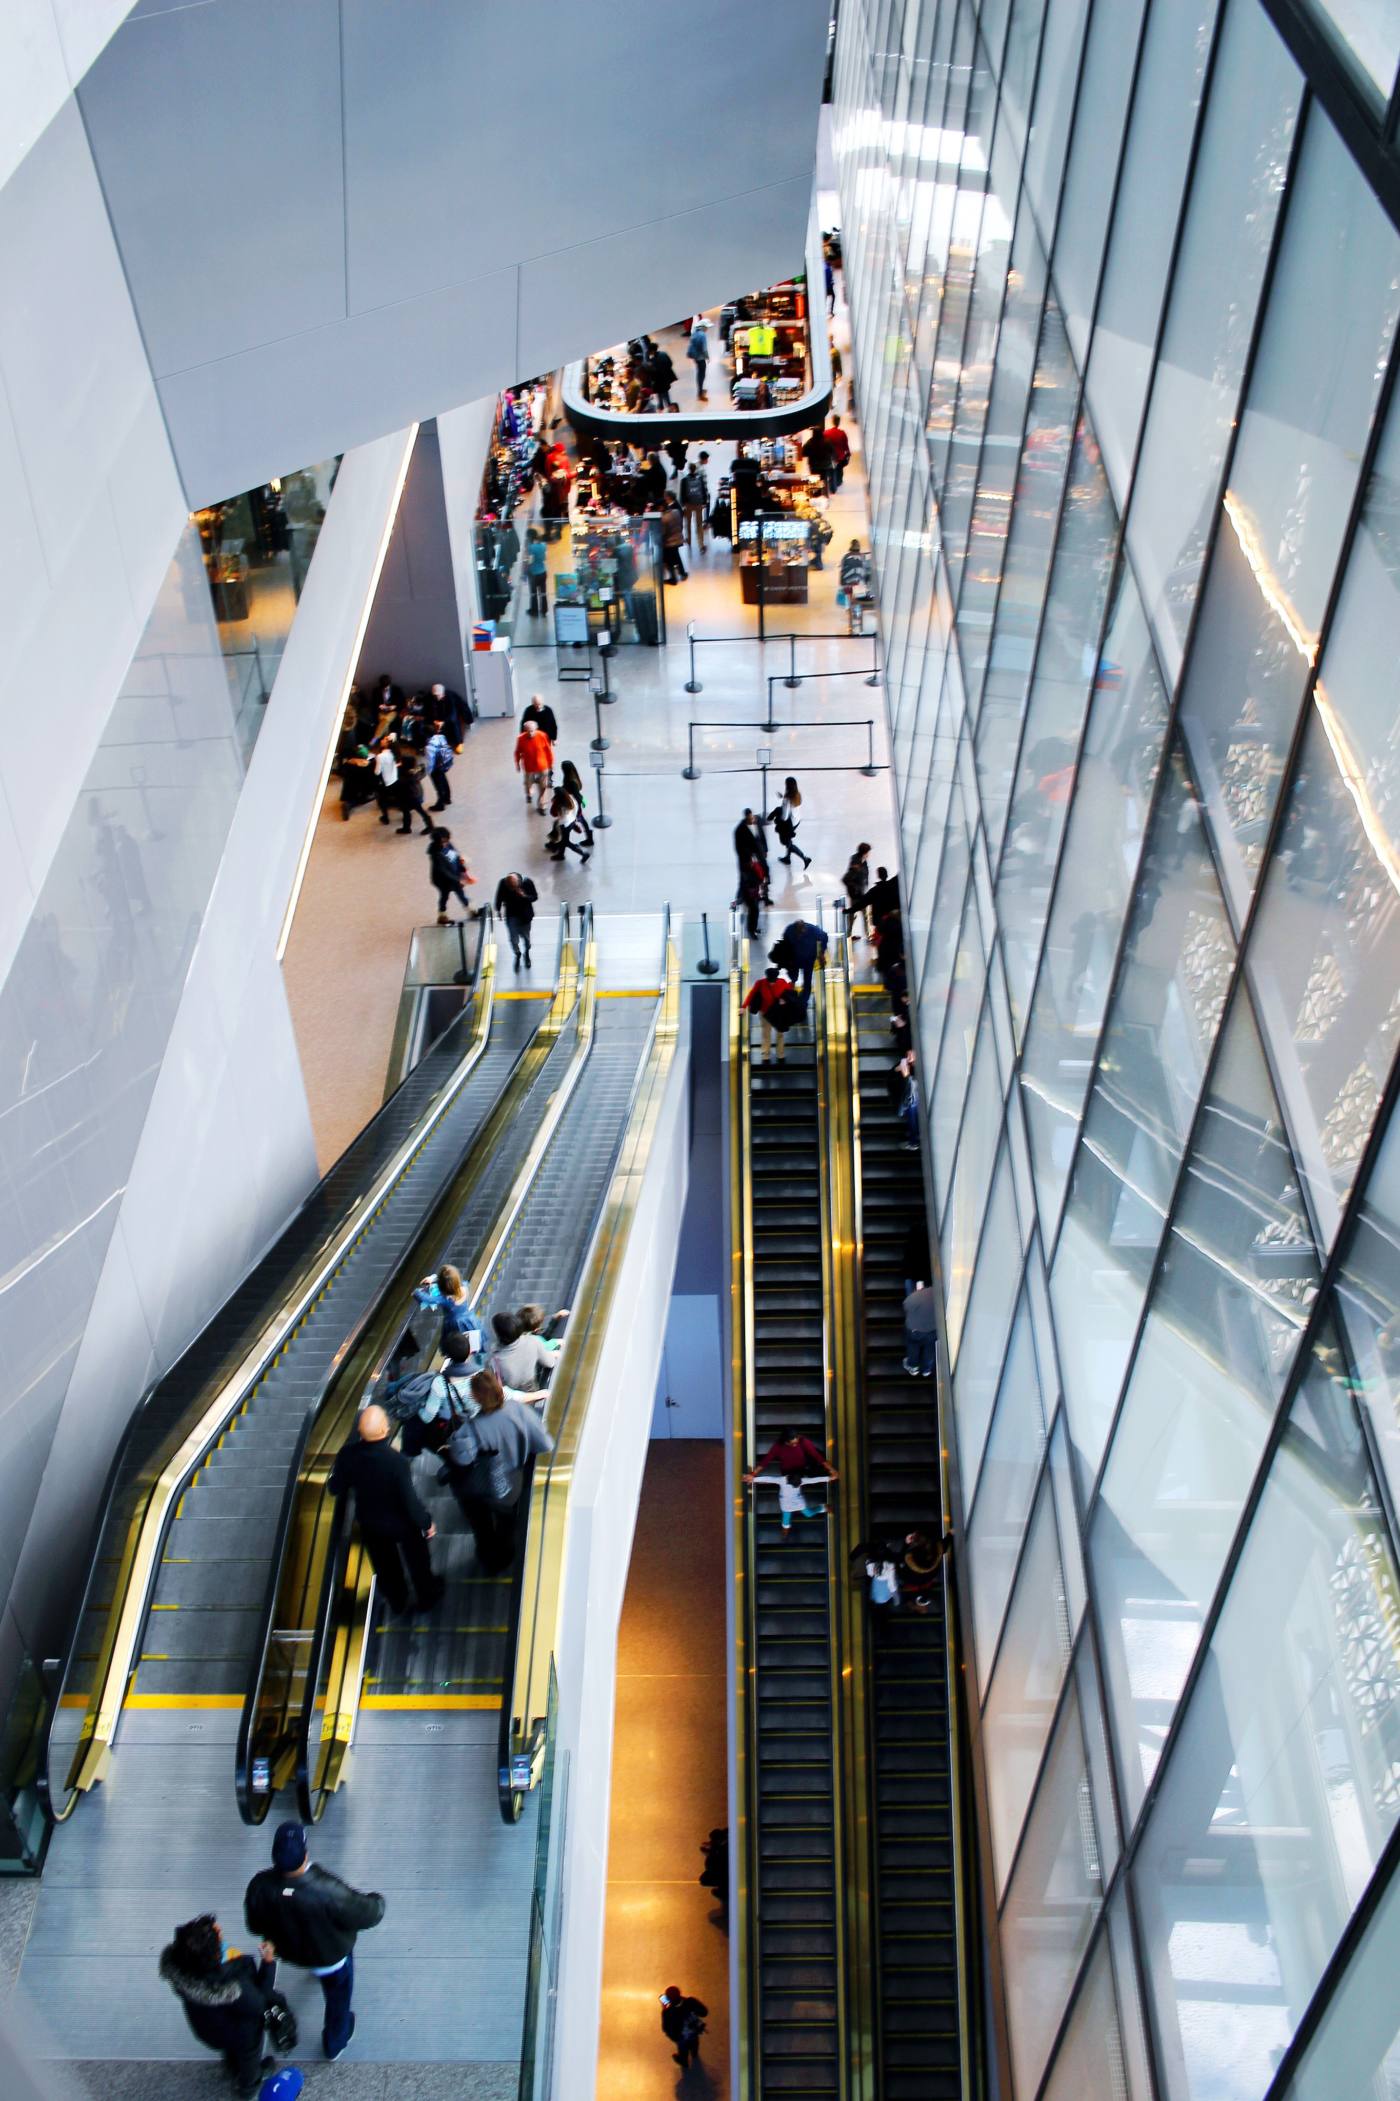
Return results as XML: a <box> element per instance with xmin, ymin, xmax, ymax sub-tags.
<box><xmin>933</xmin><ymin>886</ymin><xmax>988</xmax><ymax>1217</ymax></box>
<box><xmin>1276</xmin><ymin>1861</ymin><xmax>1400</xmax><ymax>2101</ymax></box>
<box><xmin>996</xmin><ymin>414</ymin><xmax>1117</xmax><ymax>1028</ymax></box>
<box><xmin>1177</xmin><ymin>107</ymin><xmax>1400</xmax><ymax>922</ymax></box>
<box><xmin>952</xmin><ymin>1147</ymin><xmax>1023</xmax><ymax>1487</ymax></box>
<box><xmin>969</xmin><ymin>1290</ymin><xmax>1046</xmax><ymax>1688</ymax></box>
<box><xmin>1089</xmin><ymin>982</ymin><xmax>1320</xmax><ymax>1821</ymax></box>
<box><xmin>982</xmin><ymin>1475</ymin><xmax>1071</xmax><ymax>1887</ymax></box>
<box><xmin>1083</xmin><ymin>0</ymin><xmax>1219</xmax><ymax>507</ymax></box>
<box><xmin>1000</xmin><ymin>1681</ymin><xmax>1104</xmax><ymax>2094</ymax></box>
<box><xmin>940</xmin><ymin>1005</ymin><xmax>1003</xmax><ymax>1331</ymax></box>
<box><xmin>1309</xmin><ymin>0</ymin><xmax>1400</xmax><ymax>99</ymax></box>
<box><xmin>971</xmin><ymin>291</ymin><xmax>1078</xmax><ymax>819</ymax></box>
<box><xmin>1246</xmin><ymin>384</ymin><xmax>1400</xmax><ymax>1243</ymax></box>
<box><xmin>1020</xmin><ymin>556</ymin><xmax>1170</xmax><ymax>1239</ymax></box>
<box><xmin>1126</xmin><ymin>3</ymin><xmax>1300</xmax><ymax>683</ymax></box>
<box><xmin>1049</xmin><ymin>0</ymin><xmax>1146</xmax><ymax>367</ymax></box>
<box><xmin>1133</xmin><ymin>1332</ymin><xmax>1400</xmax><ymax>2101</ymax></box>
<box><xmin>1334</xmin><ymin>1105</ymin><xmax>1400</xmax><ymax>1538</ymax></box>
<box><xmin>1052</xmin><ymin>745</ymin><xmax>1236</xmax><ymax>1492</ymax></box>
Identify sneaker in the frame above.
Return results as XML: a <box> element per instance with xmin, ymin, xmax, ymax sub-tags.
<box><xmin>326</xmin><ymin>2014</ymin><xmax>356</xmax><ymax>2063</ymax></box>
<box><xmin>922</xmin><ymin>1367</ymin><xmax>934</xmax><ymax>1378</ymax></box>
<box><xmin>579</xmin><ymin>852</ymin><xmax>591</xmax><ymax>864</ymax></box>
<box><xmin>903</xmin><ymin>1361</ymin><xmax>919</xmax><ymax>1377</ymax></box>
<box><xmin>524</xmin><ymin>948</ymin><xmax>531</xmax><ymax>966</ymax></box>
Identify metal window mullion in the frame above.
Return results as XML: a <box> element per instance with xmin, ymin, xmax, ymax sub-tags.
<box><xmin>933</xmin><ymin>970</ymin><xmax>1016</xmax><ymax>1292</ymax></box>
<box><xmin>1259</xmin><ymin>1812</ymin><xmax>1400</xmax><ymax>2099</ymax></box>
<box><xmin>1252</xmin><ymin>0</ymin><xmax>1400</xmax><ymax>238</ymax></box>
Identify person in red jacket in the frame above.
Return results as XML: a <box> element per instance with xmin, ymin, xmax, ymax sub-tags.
<box><xmin>824</xmin><ymin>412</ymin><xmax>852</xmax><ymax>490</ymax></box>
<box><xmin>742</xmin><ymin>964</ymin><xmax>799</xmax><ymax>1064</ymax></box>
<box><xmin>514</xmin><ymin>723</ymin><xmax>555</xmax><ymax>812</ymax></box>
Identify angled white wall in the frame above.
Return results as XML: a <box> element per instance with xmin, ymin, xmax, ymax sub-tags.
<box><xmin>76</xmin><ymin>0</ymin><xmax>831</xmax><ymax>503</ymax></box>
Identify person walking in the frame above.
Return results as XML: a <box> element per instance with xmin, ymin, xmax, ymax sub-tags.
<box><xmin>768</xmin><ymin>778</ymin><xmax>812</xmax><ymax>871</ymax></box>
<box><xmin>843</xmin><ymin>841</ymin><xmax>872</xmax><ymax>934</ymax></box>
<box><xmin>903</xmin><ymin>1280</ymin><xmax>939</xmax><ymax>1379</ymax></box>
<box><xmin>546</xmin><ymin>786</ymin><xmax>591</xmax><ymax>863</ymax></box>
<box><xmin>559</xmin><ymin>758</ymin><xmax>595</xmax><ymax>847</ymax></box>
<box><xmin>521</xmin><ymin>694</ymin><xmax>559</xmax><ymax>743</ymax></box>
<box><xmin>664</xmin><ymin>421</ymin><xmax>689</xmax><ymax>481</ymax></box>
<box><xmin>650</xmin><ymin>342</ymin><xmax>676</xmax><ymax>407</ymax></box>
<box><xmin>737</xmin><ymin>853</ymin><xmax>766</xmax><ymax>940</ymax></box>
<box><xmin>160</xmin><ymin>1914</ymin><xmax>288</xmax><ymax>2096</ymax></box>
<box><xmin>371</xmin><ymin>735</ymin><xmax>399</xmax><ymax>825</ymax></box>
<box><xmin>660</xmin><ymin>494</ymin><xmax>688</xmax><ymax>583</ymax></box>
<box><xmin>824</xmin><ymin>412</ymin><xmax>851</xmax><ymax>491</ymax></box>
<box><xmin>825</xmin><ymin>253</ymin><xmax>836</xmax><ymax>316</ymax></box>
<box><xmin>328</xmin><ymin>1404</ymin><xmax>444</xmax><ymax>1614</ymax></box>
<box><xmin>893</xmin><ymin>1046</ymin><xmax>919</xmax><ymax>1151</ymax></box>
<box><xmin>803</xmin><ymin>424</ymin><xmax>834</xmax><ymax>494</ymax></box>
<box><xmin>515</xmin><ymin>719</ymin><xmax>555</xmax><ymax>812</ymax></box>
<box><xmin>733</xmin><ymin>808</ymin><xmax>769</xmax><ymax>898</ymax></box>
<box><xmin>524</xmin><ymin>526</ymin><xmax>549</xmax><ymax>617</ymax></box>
<box><xmin>742</xmin><ymin>962</ymin><xmax>800</xmax><ymax>1062</ymax></box>
<box><xmin>779</xmin><ymin>917</ymin><xmax>829</xmax><ymax>1006</ymax></box>
<box><xmin>244</xmin><ymin>1822</ymin><xmax>385</xmax><ymax>2065</ymax></box>
<box><xmin>840</xmin><ymin>540</ymin><xmax>872</xmax><ymax>633</ymax></box>
<box><xmin>494</xmin><ymin>871</ymin><xmax>538</xmax><ymax>967</ymax></box>
<box><xmin>680</xmin><ymin>458</ymin><xmax>710</xmax><ymax>550</ymax></box>
<box><xmin>425</xmin><ymin>720</ymin><xmax>455</xmax><ymax>809</ymax></box>
<box><xmin>686</xmin><ymin>316</ymin><xmax>711</xmax><ymax>399</ymax></box>
<box><xmin>640</xmin><ymin>449</ymin><xmax>668</xmax><ymax>509</ymax></box>
<box><xmin>427</xmin><ymin>827</ymin><xmax>474</xmax><ymax>923</ymax></box>
<box><xmin>395</xmin><ymin>756</ymin><xmax>434</xmax><ymax>835</ymax></box>
<box><xmin>444</xmin><ymin>1368</ymin><xmax>552</xmax><ymax>1573</ymax></box>
<box><xmin>660</xmin><ymin>1985</ymin><xmax>709</xmax><ymax>2070</ymax></box>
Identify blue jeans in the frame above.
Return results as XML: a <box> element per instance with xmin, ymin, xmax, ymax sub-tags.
<box><xmin>901</xmin><ymin>1090</ymin><xmax>919</xmax><ymax>1145</ymax></box>
<box><xmin>318</xmin><ymin>1954</ymin><xmax>354</xmax><ymax>2056</ymax></box>
<box><xmin>904</xmin><ymin>1326</ymin><xmax>936</xmax><ymax>1376</ymax></box>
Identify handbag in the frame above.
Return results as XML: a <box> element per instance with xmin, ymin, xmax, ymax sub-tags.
<box><xmin>836</xmin><ymin>588</ymin><xmax>848</xmax><ymax>608</ymax></box>
<box><xmin>446</xmin><ymin>1415</ymin><xmax>512</xmax><ymax>1506</ymax></box>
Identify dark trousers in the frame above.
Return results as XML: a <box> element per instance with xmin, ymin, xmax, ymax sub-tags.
<box><xmin>318</xmin><ymin>1955</ymin><xmax>354</xmax><ymax>2058</ymax></box>
<box><xmin>434</xmin><ymin>880</ymin><xmax>469</xmax><ymax>919</ymax></box>
<box><xmin>374</xmin><ymin>781</ymin><xmax>396</xmax><ymax>824</ymax></box>
<box><xmin>528</xmin><ymin>572</ymin><xmax>548</xmax><ymax>614</ymax></box>
<box><xmin>672</xmin><ymin>2030</ymin><xmax>701</xmax><ymax>2069</ymax></box>
<box><xmin>663</xmin><ymin>545</ymin><xmax>687</xmax><ymax>581</ymax></box>
<box><xmin>904</xmin><ymin>1325</ymin><xmax>937</xmax><ymax>1375</ymax></box>
<box><xmin>449</xmin><ymin>1480</ymin><xmax>517</xmax><ymax>1575</ymax></box>
<box><xmin>430</xmin><ymin>764</ymin><xmax>452</xmax><ymax>808</ymax></box>
<box><xmin>777</xmin><ymin>834</ymin><xmax>811</xmax><ymax>869</ymax></box>
<box><xmin>397</xmin><ymin>794</ymin><xmax>432</xmax><ymax>835</ymax></box>
<box><xmin>505</xmin><ymin>916</ymin><xmax>533</xmax><ymax>961</ymax></box>
<box><xmin>693</xmin><ymin>359</ymin><xmax>707</xmax><ymax>395</ymax></box>
<box><xmin>227</xmin><ymin>2027</ymin><xmax>268</xmax><ymax>2095</ymax></box>
<box><xmin>361</xmin><ymin>1527</ymin><xmax>438</xmax><ymax>1613</ymax></box>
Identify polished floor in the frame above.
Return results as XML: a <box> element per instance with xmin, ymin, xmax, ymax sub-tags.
<box><xmin>282</xmin><ymin>283</ymin><xmax>887</xmax><ymax>1169</ymax></box>
<box><xmin>597</xmin><ymin>1441</ymin><xmax>730</xmax><ymax>2100</ymax></box>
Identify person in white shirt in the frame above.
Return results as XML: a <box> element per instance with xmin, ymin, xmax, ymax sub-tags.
<box><xmin>372</xmin><ymin>736</ymin><xmax>399</xmax><ymax>826</ymax></box>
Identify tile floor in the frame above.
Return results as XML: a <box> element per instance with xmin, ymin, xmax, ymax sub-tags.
<box><xmin>597</xmin><ymin>1442</ymin><xmax>730</xmax><ymax>2101</ymax></box>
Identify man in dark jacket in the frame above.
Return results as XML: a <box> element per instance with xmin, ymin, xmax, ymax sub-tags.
<box><xmin>329</xmin><ymin>1403</ymin><xmax>443</xmax><ymax>1613</ymax></box>
<box><xmin>494</xmin><ymin>871</ymin><xmax>539</xmax><ymax>967</ymax></box>
<box><xmin>160</xmin><ymin>1912</ymin><xmax>284</xmax><ymax>2094</ymax></box>
<box><xmin>520</xmin><ymin>693</ymin><xmax>559</xmax><ymax>743</ymax></box>
<box><xmin>660</xmin><ymin>1984</ymin><xmax>709</xmax><ymax>2069</ymax></box>
<box><xmin>780</xmin><ymin>918</ymin><xmax>829</xmax><ymax>1006</ymax></box>
<box><xmin>733</xmin><ymin>809</ymin><xmax>769</xmax><ymax>899</ymax></box>
<box><xmin>650</xmin><ymin>344</ymin><xmax>676</xmax><ymax>406</ymax></box>
<box><xmin>246</xmin><ymin>1820</ymin><xmax>385</xmax><ymax>2063</ymax></box>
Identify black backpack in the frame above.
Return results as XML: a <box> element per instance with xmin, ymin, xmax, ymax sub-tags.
<box><xmin>767</xmin><ymin>990</ymin><xmax>804</xmax><ymax>1033</ymax></box>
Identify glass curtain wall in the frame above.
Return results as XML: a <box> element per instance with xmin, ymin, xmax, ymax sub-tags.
<box><xmin>833</xmin><ymin>2</ymin><xmax>1400</xmax><ymax>2097</ymax></box>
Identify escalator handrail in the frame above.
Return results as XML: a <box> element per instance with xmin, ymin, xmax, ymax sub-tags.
<box><xmin>41</xmin><ymin>907</ymin><xmax>494</xmax><ymax>1818</ymax></box>
<box><xmin>849</xmin><ymin>974</ymin><xmax>980</xmax><ymax>2097</ymax></box>
<box><xmin>820</xmin><ymin>932</ymin><xmax>879</xmax><ymax>2098</ymax></box>
<box><xmin>496</xmin><ymin>908</ymin><xmax>679</xmax><ymax>1822</ymax></box>
<box><xmin>728</xmin><ymin>923</ymin><xmax>761</xmax><ymax>2100</ymax></box>
<box><xmin>266</xmin><ymin>912</ymin><xmax>583</xmax><ymax>1820</ymax></box>
<box><xmin>291</xmin><ymin>908</ymin><xmax>602</xmax><ymax>1819</ymax></box>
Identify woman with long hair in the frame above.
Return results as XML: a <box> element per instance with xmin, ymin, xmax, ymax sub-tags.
<box><xmin>768</xmin><ymin>776</ymin><xmax>812</xmax><ymax>871</ymax></box>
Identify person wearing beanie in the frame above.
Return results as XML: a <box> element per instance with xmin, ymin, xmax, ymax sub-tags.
<box><xmin>158</xmin><ymin>1911</ymin><xmax>287</xmax><ymax>2094</ymax></box>
<box><xmin>244</xmin><ymin>1821</ymin><xmax>385</xmax><ymax>2062</ymax></box>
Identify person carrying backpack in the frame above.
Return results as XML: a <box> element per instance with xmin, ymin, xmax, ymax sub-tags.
<box><xmin>444</xmin><ymin>1369</ymin><xmax>552</xmax><ymax>1573</ymax></box>
<box><xmin>427</xmin><ymin>828</ymin><xmax>474</xmax><ymax>923</ymax></box>
<box><xmin>384</xmin><ymin>1330</ymin><xmax>479</xmax><ymax>1456</ymax></box>
<box><xmin>742</xmin><ymin>964</ymin><xmax>800</xmax><ymax>1063</ymax></box>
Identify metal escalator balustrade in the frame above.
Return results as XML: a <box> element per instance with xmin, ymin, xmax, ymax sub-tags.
<box><xmin>731</xmin><ymin>912</ymin><xmax>877</xmax><ymax>2101</ymax></box>
<box><xmin>41</xmin><ymin>904</ymin><xmax>506</xmax><ymax>1818</ymax></box>
<box><xmin>237</xmin><ymin>922</ymin><xmax>587</xmax><ymax>1819</ymax></box>
<box><xmin>849</xmin><ymin>964</ymin><xmax>973</xmax><ymax>2100</ymax></box>
<box><xmin>498</xmin><ymin>917</ymin><xmax>680</xmax><ymax>1822</ymax></box>
<box><xmin>290</xmin><ymin>913</ymin><xmax>673</xmax><ymax>1823</ymax></box>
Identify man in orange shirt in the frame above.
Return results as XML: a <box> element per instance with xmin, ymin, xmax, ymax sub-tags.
<box><xmin>514</xmin><ymin>722</ymin><xmax>555</xmax><ymax>813</ymax></box>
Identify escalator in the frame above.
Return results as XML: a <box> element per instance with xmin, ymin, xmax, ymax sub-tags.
<box><xmin>43</xmin><ymin>908</ymin><xmax>573</xmax><ymax>1816</ymax></box>
<box><xmin>257</xmin><ymin>911</ymin><xmax>678</xmax><ymax>1825</ymax></box>
<box><xmin>732</xmin><ymin>926</ymin><xmax>849</xmax><ymax>2099</ymax></box>
<box><xmin>852</xmin><ymin>980</ymin><xmax>969</xmax><ymax>2100</ymax></box>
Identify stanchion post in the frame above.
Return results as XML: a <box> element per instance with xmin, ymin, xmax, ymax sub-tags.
<box><xmin>783</xmin><ymin>631</ymin><xmax>800</xmax><ymax>690</ymax></box>
<box><xmin>597</xmin><ymin>632</ymin><xmax>616</xmax><ymax>704</ymax></box>
<box><xmin>684</xmin><ymin>620</ymin><xmax>702</xmax><ymax>695</ymax></box>
<box><xmin>590</xmin><ymin>749</ymin><xmax>613</xmax><ymax>829</ymax></box>
<box><xmin>764</xmin><ymin>677</ymin><xmax>777</xmax><ymax>736</ymax></box>
<box><xmin>682</xmin><ymin>721</ymin><xmax>700</xmax><ymax>781</ymax></box>
<box><xmin>866</xmin><ymin>631</ymin><xmax>882</xmax><ymax>687</ymax></box>
<box><xmin>862</xmin><ymin>719</ymin><xmax>878</xmax><ymax>777</ymax></box>
<box><xmin>453</xmin><ymin>916</ymin><xmax>470</xmax><ymax>985</ymax></box>
<box><xmin>590</xmin><ymin>682</ymin><xmax>609</xmax><ymax>754</ymax></box>
<box><xmin>696</xmin><ymin>909</ymin><xmax>720</xmax><ymax>975</ymax></box>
